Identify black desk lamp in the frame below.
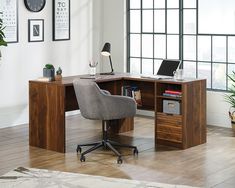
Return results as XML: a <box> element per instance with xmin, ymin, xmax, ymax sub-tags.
<box><xmin>100</xmin><ymin>42</ymin><xmax>114</xmax><ymax>75</ymax></box>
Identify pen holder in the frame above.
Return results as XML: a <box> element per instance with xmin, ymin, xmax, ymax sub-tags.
<box><xmin>174</xmin><ymin>69</ymin><xmax>183</xmax><ymax>80</ymax></box>
<box><xmin>89</xmin><ymin>66</ymin><xmax>96</xmax><ymax>76</ymax></box>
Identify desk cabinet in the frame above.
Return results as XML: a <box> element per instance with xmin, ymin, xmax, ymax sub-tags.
<box><xmin>155</xmin><ymin>80</ymin><xmax>206</xmax><ymax>149</ymax></box>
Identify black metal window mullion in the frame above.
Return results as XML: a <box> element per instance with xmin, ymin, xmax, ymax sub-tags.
<box><xmin>126</xmin><ymin>0</ymin><xmax>130</xmax><ymax>72</ymax></box>
<box><xmin>140</xmin><ymin>0</ymin><xmax>143</xmax><ymax>74</ymax></box>
<box><xmin>211</xmin><ymin>35</ymin><xmax>213</xmax><ymax>89</ymax></box>
<box><xmin>153</xmin><ymin>0</ymin><xmax>155</xmax><ymax>74</ymax></box>
<box><xmin>127</xmin><ymin>0</ymin><xmax>232</xmax><ymax>91</ymax></box>
<box><xmin>179</xmin><ymin>0</ymin><xmax>183</xmax><ymax>67</ymax></box>
<box><xmin>226</xmin><ymin>36</ymin><xmax>229</xmax><ymax>90</ymax></box>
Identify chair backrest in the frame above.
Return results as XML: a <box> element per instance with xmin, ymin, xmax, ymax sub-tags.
<box><xmin>73</xmin><ymin>79</ymin><xmax>106</xmax><ymax>120</ymax></box>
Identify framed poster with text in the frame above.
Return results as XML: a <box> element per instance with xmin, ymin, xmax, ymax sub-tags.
<box><xmin>53</xmin><ymin>0</ymin><xmax>70</xmax><ymax>41</ymax></box>
<box><xmin>0</xmin><ymin>0</ymin><xmax>18</xmax><ymax>43</ymax></box>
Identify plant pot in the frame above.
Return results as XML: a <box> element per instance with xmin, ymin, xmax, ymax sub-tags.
<box><xmin>231</xmin><ymin>121</ymin><xmax>235</xmax><ymax>132</ymax></box>
<box><xmin>43</xmin><ymin>68</ymin><xmax>55</xmax><ymax>80</ymax></box>
<box><xmin>55</xmin><ymin>74</ymin><xmax>62</xmax><ymax>81</ymax></box>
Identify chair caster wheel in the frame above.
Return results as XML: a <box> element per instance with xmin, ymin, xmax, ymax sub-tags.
<box><xmin>76</xmin><ymin>146</ymin><xmax>82</xmax><ymax>153</ymax></box>
<box><xmin>80</xmin><ymin>155</ymin><xmax>85</xmax><ymax>162</ymax></box>
<box><xmin>117</xmin><ymin>157</ymin><xmax>123</xmax><ymax>164</ymax></box>
<box><xmin>133</xmin><ymin>148</ymin><xmax>138</xmax><ymax>155</ymax></box>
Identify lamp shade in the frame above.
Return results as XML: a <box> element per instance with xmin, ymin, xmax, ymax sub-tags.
<box><xmin>101</xmin><ymin>43</ymin><xmax>111</xmax><ymax>56</ymax></box>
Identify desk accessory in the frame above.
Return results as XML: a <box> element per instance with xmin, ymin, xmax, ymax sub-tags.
<box><xmin>89</xmin><ymin>60</ymin><xmax>98</xmax><ymax>76</ymax></box>
<box><xmin>24</xmin><ymin>0</ymin><xmax>46</xmax><ymax>12</ymax></box>
<box><xmin>100</xmin><ymin>42</ymin><xmax>114</xmax><ymax>75</ymax></box>
<box><xmin>55</xmin><ymin>67</ymin><xmax>62</xmax><ymax>81</ymax></box>
<box><xmin>43</xmin><ymin>64</ymin><xmax>55</xmax><ymax>81</ymax></box>
<box><xmin>174</xmin><ymin>69</ymin><xmax>184</xmax><ymax>80</ymax></box>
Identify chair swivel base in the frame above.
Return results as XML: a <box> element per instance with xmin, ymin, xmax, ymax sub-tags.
<box><xmin>76</xmin><ymin>139</ymin><xmax>138</xmax><ymax>164</ymax></box>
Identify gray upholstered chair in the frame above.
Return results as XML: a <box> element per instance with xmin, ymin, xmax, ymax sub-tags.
<box><xmin>73</xmin><ymin>79</ymin><xmax>138</xmax><ymax>164</ymax></box>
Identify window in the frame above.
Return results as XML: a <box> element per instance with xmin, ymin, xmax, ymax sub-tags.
<box><xmin>127</xmin><ymin>0</ymin><xmax>235</xmax><ymax>91</ymax></box>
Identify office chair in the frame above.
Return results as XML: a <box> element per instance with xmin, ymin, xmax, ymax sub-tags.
<box><xmin>73</xmin><ymin>79</ymin><xmax>138</xmax><ymax>164</ymax></box>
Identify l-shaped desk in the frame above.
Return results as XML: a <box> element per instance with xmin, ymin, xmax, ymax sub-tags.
<box><xmin>29</xmin><ymin>73</ymin><xmax>206</xmax><ymax>153</ymax></box>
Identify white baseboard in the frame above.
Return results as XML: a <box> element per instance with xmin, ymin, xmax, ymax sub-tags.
<box><xmin>0</xmin><ymin>104</ymin><xmax>28</xmax><ymax>129</ymax></box>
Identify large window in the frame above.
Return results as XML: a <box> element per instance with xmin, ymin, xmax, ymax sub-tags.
<box><xmin>127</xmin><ymin>0</ymin><xmax>235</xmax><ymax>91</ymax></box>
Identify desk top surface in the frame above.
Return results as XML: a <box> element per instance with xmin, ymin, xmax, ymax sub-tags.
<box><xmin>29</xmin><ymin>73</ymin><xmax>206</xmax><ymax>86</ymax></box>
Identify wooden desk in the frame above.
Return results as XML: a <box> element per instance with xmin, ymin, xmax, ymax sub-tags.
<box><xmin>29</xmin><ymin>73</ymin><xmax>206</xmax><ymax>153</ymax></box>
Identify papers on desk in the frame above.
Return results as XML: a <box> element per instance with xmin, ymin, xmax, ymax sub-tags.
<box><xmin>37</xmin><ymin>77</ymin><xmax>52</xmax><ymax>82</ymax></box>
<box><xmin>140</xmin><ymin>75</ymin><xmax>173</xmax><ymax>80</ymax></box>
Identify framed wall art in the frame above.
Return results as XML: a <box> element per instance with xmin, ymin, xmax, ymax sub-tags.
<box><xmin>0</xmin><ymin>0</ymin><xmax>19</xmax><ymax>43</ymax></box>
<box><xmin>53</xmin><ymin>0</ymin><xmax>70</xmax><ymax>41</ymax></box>
<box><xmin>28</xmin><ymin>19</ymin><xmax>44</xmax><ymax>42</ymax></box>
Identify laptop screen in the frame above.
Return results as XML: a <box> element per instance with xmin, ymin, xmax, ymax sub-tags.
<box><xmin>157</xmin><ymin>60</ymin><xmax>181</xmax><ymax>76</ymax></box>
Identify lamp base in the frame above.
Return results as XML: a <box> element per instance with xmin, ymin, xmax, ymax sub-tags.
<box><xmin>100</xmin><ymin>72</ymin><xmax>115</xmax><ymax>75</ymax></box>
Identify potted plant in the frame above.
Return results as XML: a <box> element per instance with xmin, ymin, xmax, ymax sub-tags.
<box><xmin>0</xmin><ymin>12</ymin><xmax>7</xmax><ymax>61</ymax></box>
<box><xmin>55</xmin><ymin>67</ymin><xmax>62</xmax><ymax>81</ymax></box>
<box><xmin>224</xmin><ymin>71</ymin><xmax>235</xmax><ymax>132</ymax></box>
<box><xmin>43</xmin><ymin>64</ymin><xmax>55</xmax><ymax>81</ymax></box>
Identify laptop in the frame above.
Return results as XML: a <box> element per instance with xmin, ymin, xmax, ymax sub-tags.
<box><xmin>154</xmin><ymin>59</ymin><xmax>181</xmax><ymax>79</ymax></box>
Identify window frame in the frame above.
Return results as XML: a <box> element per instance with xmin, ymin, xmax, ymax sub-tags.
<box><xmin>127</xmin><ymin>0</ymin><xmax>235</xmax><ymax>91</ymax></box>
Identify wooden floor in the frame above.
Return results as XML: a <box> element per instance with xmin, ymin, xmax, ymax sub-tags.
<box><xmin>1</xmin><ymin>115</ymin><xmax>235</xmax><ymax>187</ymax></box>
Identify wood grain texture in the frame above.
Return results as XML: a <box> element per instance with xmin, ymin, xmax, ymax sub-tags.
<box><xmin>29</xmin><ymin>82</ymin><xmax>66</xmax><ymax>153</ymax></box>
<box><xmin>155</xmin><ymin>79</ymin><xmax>206</xmax><ymax>149</ymax></box>
<box><xmin>182</xmin><ymin>80</ymin><xmax>207</xmax><ymax>149</ymax></box>
<box><xmin>29</xmin><ymin>74</ymin><xmax>206</xmax><ymax>153</ymax></box>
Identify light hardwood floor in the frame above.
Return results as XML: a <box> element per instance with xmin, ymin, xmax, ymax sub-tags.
<box><xmin>0</xmin><ymin>115</ymin><xmax>235</xmax><ymax>188</ymax></box>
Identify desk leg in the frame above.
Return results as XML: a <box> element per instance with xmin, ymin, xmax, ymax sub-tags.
<box><xmin>29</xmin><ymin>82</ymin><xmax>66</xmax><ymax>153</ymax></box>
<box><xmin>107</xmin><ymin>117</ymin><xmax>134</xmax><ymax>134</ymax></box>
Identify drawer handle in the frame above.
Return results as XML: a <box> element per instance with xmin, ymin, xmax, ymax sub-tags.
<box><xmin>165</xmin><ymin>113</ymin><xmax>173</xmax><ymax>116</ymax></box>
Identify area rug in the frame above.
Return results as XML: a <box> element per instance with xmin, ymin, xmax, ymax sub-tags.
<box><xmin>0</xmin><ymin>167</ymin><xmax>199</xmax><ymax>188</ymax></box>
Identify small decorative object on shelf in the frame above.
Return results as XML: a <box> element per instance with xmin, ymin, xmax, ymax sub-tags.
<box><xmin>121</xmin><ymin>85</ymin><xmax>142</xmax><ymax>106</ymax></box>
<box><xmin>43</xmin><ymin>64</ymin><xmax>55</xmax><ymax>81</ymax></box>
<box><xmin>89</xmin><ymin>60</ymin><xmax>98</xmax><ymax>76</ymax></box>
<box><xmin>55</xmin><ymin>67</ymin><xmax>62</xmax><ymax>81</ymax></box>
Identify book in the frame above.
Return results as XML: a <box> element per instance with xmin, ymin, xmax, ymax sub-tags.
<box><xmin>163</xmin><ymin>93</ymin><xmax>182</xmax><ymax>98</ymax></box>
<box><xmin>121</xmin><ymin>85</ymin><xmax>142</xmax><ymax>106</ymax></box>
<box><xmin>165</xmin><ymin>90</ymin><xmax>182</xmax><ymax>95</ymax></box>
<box><xmin>37</xmin><ymin>77</ymin><xmax>51</xmax><ymax>82</ymax></box>
<box><xmin>133</xmin><ymin>90</ymin><xmax>142</xmax><ymax>106</ymax></box>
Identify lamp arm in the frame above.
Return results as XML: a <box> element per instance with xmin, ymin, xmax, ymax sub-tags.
<box><xmin>109</xmin><ymin>55</ymin><xmax>114</xmax><ymax>73</ymax></box>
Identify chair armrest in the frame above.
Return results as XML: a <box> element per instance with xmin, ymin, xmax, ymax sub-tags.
<box><xmin>101</xmin><ymin>89</ymin><xmax>111</xmax><ymax>95</ymax></box>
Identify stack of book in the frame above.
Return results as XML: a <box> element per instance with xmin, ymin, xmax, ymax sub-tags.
<box><xmin>163</xmin><ymin>90</ymin><xmax>182</xmax><ymax>98</ymax></box>
<box><xmin>121</xmin><ymin>85</ymin><xmax>142</xmax><ymax>106</ymax></box>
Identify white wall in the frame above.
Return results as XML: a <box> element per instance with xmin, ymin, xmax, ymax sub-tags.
<box><xmin>0</xmin><ymin>0</ymin><xmax>103</xmax><ymax>128</ymax></box>
<box><xmin>101</xmin><ymin>0</ymin><xmax>126</xmax><ymax>73</ymax></box>
<box><xmin>101</xmin><ymin>0</ymin><xmax>232</xmax><ymax>128</ymax></box>
<box><xmin>0</xmin><ymin>0</ymin><xmax>232</xmax><ymax>129</ymax></box>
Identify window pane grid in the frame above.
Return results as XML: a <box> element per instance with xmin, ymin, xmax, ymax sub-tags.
<box><xmin>127</xmin><ymin>0</ymin><xmax>235</xmax><ymax>91</ymax></box>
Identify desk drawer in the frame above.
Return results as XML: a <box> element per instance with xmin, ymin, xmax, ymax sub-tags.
<box><xmin>157</xmin><ymin>124</ymin><xmax>182</xmax><ymax>134</ymax></box>
<box><xmin>157</xmin><ymin>132</ymin><xmax>182</xmax><ymax>143</ymax></box>
<box><xmin>157</xmin><ymin>113</ymin><xmax>182</xmax><ymax>126</ymax></box>
<box><xmin>156</xmin><ymin>113</ymin><xmax>182</xmax><ymax>143</ymax></box>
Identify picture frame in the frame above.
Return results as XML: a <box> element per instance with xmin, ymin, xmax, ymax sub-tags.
<box><xmin>0</xmin><ymin>0</ymin><xmax>19</xmax><ymax>43</ymax></box>
<box><xmin>53</xmin><ymin>0</ymin><xmax>70</xmax><ymax>41</ymax></box>
<box><xmin>28</xmin><ymin>19</ymin><xmax>44</xmax><ymax>42</ymax></box>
